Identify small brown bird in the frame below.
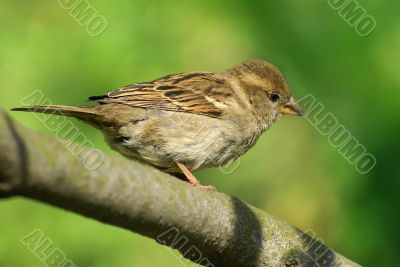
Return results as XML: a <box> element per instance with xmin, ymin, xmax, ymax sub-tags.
<box><xmin>12</xmin><ymin>60</ymin><xmax>303</xmax><ymax>190</ymax></box>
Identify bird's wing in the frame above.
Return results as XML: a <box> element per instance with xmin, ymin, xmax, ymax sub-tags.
<box><xmin>88</xmin><ymin>72</ymin><xmax>233</xmax><ymax>118</ymax></box>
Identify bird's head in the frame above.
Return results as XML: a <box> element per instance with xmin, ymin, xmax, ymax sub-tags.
<box><xmin>227</xmin><ymin>60</ymin><xmax>303</xmax><ymax>128</ymax></box>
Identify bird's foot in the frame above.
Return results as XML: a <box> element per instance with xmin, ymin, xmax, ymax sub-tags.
<box><xmin>190</xmin><ymin>182</ymin><xmax>216</xmax><ymax>191</ymax></box>
<box><xmin>175</xmin><ymin>162</ymin><xmax>216</xmax><ymax>191</ymax></box>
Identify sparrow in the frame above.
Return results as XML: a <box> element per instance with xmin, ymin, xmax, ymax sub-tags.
<box><xmin>12</xmin><ymin>60</ymin><xmax>303</xmax><ymax>190</ymax></box>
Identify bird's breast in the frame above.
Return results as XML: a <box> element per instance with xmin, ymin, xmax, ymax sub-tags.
<box><xmin>106</xmin><ymin>109</ymin><xmax>263</xmax><ymax>172</ymax></box>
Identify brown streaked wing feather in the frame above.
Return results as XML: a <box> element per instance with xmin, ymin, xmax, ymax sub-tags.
<box><xmin>89</xmin><ymin>72</ymin><xmax>231</xmax><ymax>118</ymax></box>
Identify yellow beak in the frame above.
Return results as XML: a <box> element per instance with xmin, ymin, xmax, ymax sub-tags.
<box><xmin>279</xmin><ymin>97</ymin><xmax>303</xmax><ymax>116</ymax></box>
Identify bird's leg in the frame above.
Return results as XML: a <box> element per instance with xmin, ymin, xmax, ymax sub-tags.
<box><xmin>175</xmin><ymin>162</ymin><xmax>215</xmax><ymax>191</ymax></box>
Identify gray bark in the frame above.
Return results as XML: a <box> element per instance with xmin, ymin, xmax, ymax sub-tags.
<box><xmin>0</xmin><ymin>110</ymin><xmax>361</xmax><ymax>267</ymax></box>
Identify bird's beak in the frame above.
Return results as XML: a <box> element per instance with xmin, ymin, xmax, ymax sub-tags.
<box><xmin>279</xmin><ymin>97</ymin><xmax>303</xmax><ymax>116</ymax></box>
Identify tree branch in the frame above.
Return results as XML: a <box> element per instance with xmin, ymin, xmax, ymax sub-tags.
<box><xmin>0</xmin><ymin>110</ymin><xmax>360</xmax><ymax>267</ymax></box>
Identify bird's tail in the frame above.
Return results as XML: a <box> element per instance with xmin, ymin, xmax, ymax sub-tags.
<box><xmin>11</xmin><ymin>105</ymin><xmax>98</xmax><ymax>121</ymax></box>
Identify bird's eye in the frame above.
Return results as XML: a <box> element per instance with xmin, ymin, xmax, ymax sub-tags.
<box><xmin>269</xmin><ymin>93</ymin><xmax>281</xmax><ymax>103</ymax></box>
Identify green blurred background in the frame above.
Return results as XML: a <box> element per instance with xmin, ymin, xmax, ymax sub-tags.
<box><xmin>0</xmin><ymin>0</ymin><xmax>399</xmax><ymax>266</ymax></box>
